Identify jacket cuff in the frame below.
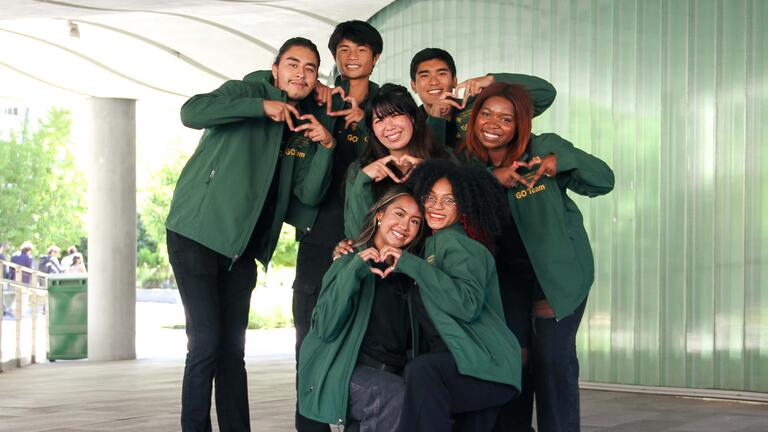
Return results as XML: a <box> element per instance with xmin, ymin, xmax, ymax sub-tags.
<box><xmin>395</xmin><ymin>250</ymin><xmax>423</xmax><ymax>276</ymax></box>
<box><xmin>252</xmin><ymin>98</ymin><xmax>265</xmax><ymax>118</ymax></box>
<box><xmin>351</xmin><ymin>255</ymin><xmax>372</xmax><ymax>278</ymax></box>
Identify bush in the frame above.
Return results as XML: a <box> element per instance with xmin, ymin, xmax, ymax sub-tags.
<box><xmin>248</xmin><ymin>306</ymin><xmax>293</xmax><ymax>330</ymax></box>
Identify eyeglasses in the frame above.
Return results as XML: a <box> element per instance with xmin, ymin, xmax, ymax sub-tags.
<box><xmin>421</xmin><ymin>194</ymin><xmax>457</xmax><ymax>209</ymax></box>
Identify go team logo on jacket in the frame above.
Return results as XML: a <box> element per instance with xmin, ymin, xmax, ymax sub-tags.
<box><xmin>282</xmin><ymin>135</ymin><xmax>310</xmax><ymax>159</ymax></box>
<box><xmin>515</xmin><ymin>172</ymin><xmax>547</xmax><ymax>200</ymax></box>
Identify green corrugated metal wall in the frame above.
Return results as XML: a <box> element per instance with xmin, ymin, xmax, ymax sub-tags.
<box><xmin>368</xmin><ymin>0</ymin><xmax>768</xmax><ymax>393</ymax></box>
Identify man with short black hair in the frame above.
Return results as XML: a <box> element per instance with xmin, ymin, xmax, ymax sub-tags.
<box><xmin>409</xmin><ymin>47</ymin><xmax>557</xmax><ymax>149</ymax></box>
<box><xmin>291</xmin><ymin>20</ymin><xmax>384</xmax><ymax>432</ymax></box>
<box><xmin>166</xmin><ymin>36</ymin><xmax>336</xmax><ymax>432</ymax></box>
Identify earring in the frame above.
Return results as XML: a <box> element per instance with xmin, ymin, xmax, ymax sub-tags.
<box><xmin>377</xmin><ymin>219</ymin><xmax>381</xmax><ymax>226</ymax></box>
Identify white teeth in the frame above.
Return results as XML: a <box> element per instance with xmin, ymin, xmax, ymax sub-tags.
<box><xmin>428</xmin><ymin>212</ymin><xmax>446</xmax><ymax>220</ymax></box>
<box><xmin>482</xmin><ymin>131</ymin><xmax>501</xmax><ymax>139</ymax></box>
<box><xmin>427</xmin><ymin>90</ymin><xmax>441</xmax><ymax>95</ymax></box>
<box><xmin>386</xmin><ymin>132</ymin><xmax>401</xmax><ymax>141</ymax></box>
<box><xmin>391</xmin><ymin>231</ymin><xmax>405</xmax><ymax>240</ymax></box>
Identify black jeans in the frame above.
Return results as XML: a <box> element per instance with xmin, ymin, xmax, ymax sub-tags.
<box><xmin>495</xmin><ymin>267</ymin><xmax>536</xmax><ymax>432</ymax></box>
<box><xmin>167</xmin><ymin>230</ymin><xmax>257</xmax><ymax>432</ymax></box>
<box><xmin>293</xmin><ymin>242</ymin><xmax>332</xmax><ymax>432</ymax></box>
<box><xmin>398</xmin><ymin>352</ymin><xmax>517</xmax><ymax>432</ymax></box>
<box><xmin>532</xmin><ymin>299</ymin><xmax>587</xmax><ymax>432</ymax></box>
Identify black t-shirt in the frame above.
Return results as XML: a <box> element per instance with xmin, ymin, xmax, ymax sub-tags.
<box><xmin>300</xmin><ymin>118</ymin><xmax>361</xmax><ymax>248</ymax></box>
<box><xmin>243</xmin><ymin>127</ymin><xmax>288</xmax><ymax>259</ymax></box>
<box><xmin>358</xmin><ymin>273</ymin><xmax>412</xmax><ymax>368</ymax></box>
<box><xmin>410</xmin><ymin>285</ymin><xmax>449</xmax><ymax>353</ymax></box>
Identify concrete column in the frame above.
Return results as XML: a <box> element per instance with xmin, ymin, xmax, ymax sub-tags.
<box><xmin>87</xmin><ymin>98</ymin><xmax>136</xmax><ymax>361</ymax></box>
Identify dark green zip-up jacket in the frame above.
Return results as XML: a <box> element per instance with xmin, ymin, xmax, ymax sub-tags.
<box><xmin>396</xmin><ymin>224</ymin><xmax>522</xmax><ymax>388</ymax></box>
<box><xmin>242</xmin><ymin>71</ymin><xmax>378</xmax><ymax>235</ymax></box>
<box><xmin>459</xmin><ymin>133</ymin><xmax>614</xmax><ymax>318</ymax></box>
<box><xmin>166</xmin><ymin>72</ymin><xmax>335</xmax><ymax>265</ymax></box>
<box><xmin>427</xmin><ymin>72</ymin><xmax>557</xmax><ymax>150</ymax></box>
<box><xmin>297</xmin><ymin>254</ymin><xmax>386</xmax><ymax>426</ymax></box>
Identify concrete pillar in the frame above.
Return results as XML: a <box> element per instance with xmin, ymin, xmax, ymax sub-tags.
<box><xmin>87</xmin><ymin>98</ymin><xmax>136</xmax><ymax>361</ymax></box>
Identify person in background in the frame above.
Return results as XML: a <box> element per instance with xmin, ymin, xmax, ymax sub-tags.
<box><xmin>0</xmin><ymin>242</ymin><xmax>8</xmax><ymax>280</ymax></box>
<box><xmin>67</xmin><ymin>254</ymin><xmax>87</xmax><ymax>274</ymax></box>
<box><xmin>10</xmin><ymin>241</ymin><xmax>34</xmax><ymax>283</ymax></box>
<box><xmin>40</xmin><ymin>245</ymin><xmax>64</xmax><ymax>274</ymax></box>
<box><xmin>61</xmin><ymin>245</ymin><xmax>79</xmax><ymax>269</ymax></box>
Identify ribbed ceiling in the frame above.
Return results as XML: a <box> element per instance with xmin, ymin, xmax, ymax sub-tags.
<box><xmin>0</xmin><ymin>0</ymin><xmax>394</xmax><ymax>103</ymax></box>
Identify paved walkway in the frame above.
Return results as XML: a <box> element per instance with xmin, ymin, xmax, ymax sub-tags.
<box><xmin>2</xmin><ymin>346</ymin><xmax>767</xmax><ymax>432</ymax></box>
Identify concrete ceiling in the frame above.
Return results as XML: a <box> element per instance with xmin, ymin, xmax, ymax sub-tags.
<box><xmin>0</xmin><ymin>0</ymin><xmax>394</xmax><ymax>103</ymax></box>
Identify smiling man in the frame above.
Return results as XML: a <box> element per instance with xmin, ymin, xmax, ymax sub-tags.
<box><xmin>166</xmin><ymin>37</ymin><xmax>336</xmax><ymax>432</ymax></box>
<box><xmin>291</xmin><ymin>20</ymin><xmax>384</xmax><ymax>432</ymax></box>
<box><xmin>409</xmin><ymin>47</ymin><xmax>557</xmax><ymax>152</ymax></box>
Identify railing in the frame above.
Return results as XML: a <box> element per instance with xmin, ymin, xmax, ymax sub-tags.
<box><xmin>1</xmin><ymin>260</ymin><xmax>49</xmax><ymax>372</ymax></box>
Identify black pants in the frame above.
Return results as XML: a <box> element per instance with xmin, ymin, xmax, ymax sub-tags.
<box><xmin>293</xmin><ymin>242</ymin><xmax>332</xmax><ymax>432</ymax></box>
<box><xmin>495</xmin><ymin>267</ymin><xmax>536</xmax><ymax>432</ymax></box>
<box><xmin>398</xmin><ymin>352</ymin><xmax>517</xmax><ymax>432</ymax></box>
<box><xmin>167</xmin><ymin>230</ymin><xmax>257</xmax><ymax>432</ymax></box>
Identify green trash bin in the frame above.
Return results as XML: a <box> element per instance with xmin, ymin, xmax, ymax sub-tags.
<box><xmin>48</xmin><ymin>274</ymin><xmax>88</xmax><ymax>360</ymax></box>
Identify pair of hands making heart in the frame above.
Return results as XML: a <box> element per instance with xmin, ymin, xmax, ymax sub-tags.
<box><xmin>313</xmin><ymin>83</ymin><xmax>364</xmax><ymax>129</ymax></box>
<box><xmin>362</xmin><ymin>154</ymin><xmax>421</xmax><ymax>184</ymax></box>
<box><xmin>426</xmin><ymin>75</ymin><xmax>495</xmax><ymax>119</ymax></box>
<box><xmin>357</xmin><ymin>246</ymin><xmax>402</xmax><ymax>279</ymax></box>
<box><xmin>493</xmin><ymin>155</ymin><xmax>558</xmax><ymax>189</ymax></box>
<box><xmin>262</xmin><ymin>100</ymin><xmax>335</xmax><ymax>148</ymax></box>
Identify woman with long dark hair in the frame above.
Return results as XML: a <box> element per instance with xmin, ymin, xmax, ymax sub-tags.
<box><xmin>459</xmin><ymin>82</ymin><xmax>615</xmax><ymax>432</ymax></box>
<box><xmin>344</xmin><ymin>83</ymin><xmax>447</xmax><ymax>238</ymax></box>
<box><xmin>298</xmin><ymin>187</ymin><xmax>424</xmax><ymax>432</ymax></box>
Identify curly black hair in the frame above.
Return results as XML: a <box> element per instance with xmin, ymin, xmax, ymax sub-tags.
<box><xmin>406</xmin><ymin>159</ymin><xmax>509</xmax><ymax>252</ymax></box>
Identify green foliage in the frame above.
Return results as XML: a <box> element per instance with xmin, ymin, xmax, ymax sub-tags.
<box><xmin>0</xmin><ymin>108</ymin><xmax>86</xmax><ymax>254</ymax></box>
<box><xmin>270</xmin><ymin>224</ymin><xmax>299</xmax><ymax>268</ymax></box>
<box><xmin>136</xmin><ymin>152</ymin><xmax>188</xmax><ymax>288</ymax></box>
<box><xmin>248</xmin><ymin>306</ymin><xmax>293</xmax><ymax>330</ymax></box>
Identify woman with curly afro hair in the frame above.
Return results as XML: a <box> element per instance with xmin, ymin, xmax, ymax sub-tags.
<box><xmin>373</xmin><ymin>158</ymin><xmax>522</xmax><ymax>431</ymax></box>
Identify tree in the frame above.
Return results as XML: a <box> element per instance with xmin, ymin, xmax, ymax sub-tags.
<box><xmin>0</xmin><ymin>108</ymin><xmax>87</xmax><ymax>256</ymax></box>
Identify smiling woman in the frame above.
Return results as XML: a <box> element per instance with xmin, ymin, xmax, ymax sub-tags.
<box><xmin>343</xmin><ymin>83</ymin><xmax>448</xmax><ymax>238</ymax></box>
<box><xmin>391</xmin><ymin>159</ymin><xmax>521</xmax><ymax>431</ymax></box>
<box><xmin>297</xmin><ymin>187</ymin><xmax>424</xmax><ymax>430</ymax></box>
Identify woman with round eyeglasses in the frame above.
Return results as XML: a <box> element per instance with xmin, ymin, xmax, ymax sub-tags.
<box><xmin>344</xmin><ymin>83</ymin><xmax>448</xmax><ymax>239</ymax></box>
<box><xmin>457</xmin><ymin>82</ymin><xmax>615</xmax><ymax>432</ymax></box>
<box><xmin>388</xmin><ymin>159</ymin><xmax>521</xmax><ymax>432</ymax></box>
<box><xmin>298</xmin><ymin>187</ymin><xmax>424</xmax><ymax>432</ymax></box>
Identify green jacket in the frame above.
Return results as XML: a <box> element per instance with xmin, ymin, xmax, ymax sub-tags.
<box><xmin>342</xmin><ymin>160</ymin><xmax>375</xmax><ymax>239</ymax></box>
<box><xmin>243</xmin><ymin>72</ymin><xmax>378</xmax><ymax>236</ymax></box>
<box><xmin>427</xmin><ymin>72</ymin><xmax>557</xmax><ymax>150</ymax></box>
<box><xmin>461</xmin><ymin>133</ymin><xmax>614</xmax><ymax>318</ymax></box>
<box><xmin>297</xmin><ymin>253</ymin><xmax>386</xmax><ymax>426</ymax></box>
<box><xmin>166</xmin><ymin>72</ymin><xmax>334</xmax><ymax>265</ymax></box>
<box><xmin>397</xmin><ymin>224</ymin><xmax>522</xmax><ymax>388</ymax></box>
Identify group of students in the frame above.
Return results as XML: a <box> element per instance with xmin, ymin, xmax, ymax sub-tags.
<box><xmin>165</xmin><ymin>19</ymin><xmax>614</xmax><ymax>432</ymax></box>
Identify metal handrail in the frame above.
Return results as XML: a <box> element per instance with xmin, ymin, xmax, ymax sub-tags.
<box><xmin>1</xmin><ymin>259</ymin><xmax>49</xmax><ymax>372</ymax></box>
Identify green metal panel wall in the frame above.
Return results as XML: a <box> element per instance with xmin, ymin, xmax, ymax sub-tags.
<box><xmin>368</xmin><ymin>0</ymin><xmax>768</xmax><ymax>392</ymax></box>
